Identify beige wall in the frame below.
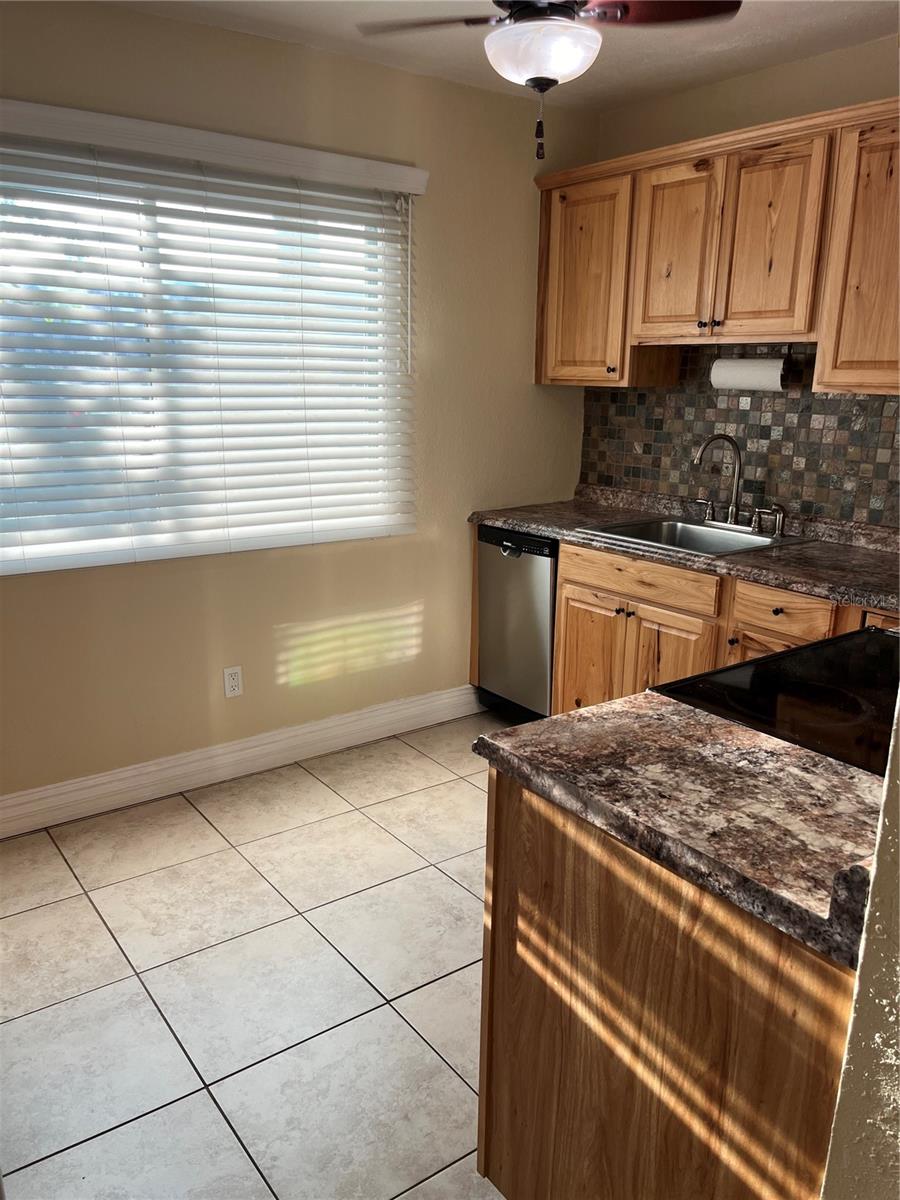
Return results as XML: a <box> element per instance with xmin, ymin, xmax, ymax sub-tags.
<box><xmin>822</xmin><ymin>712</ymin><xmax>900</xmax><ymax>1199</ymax></box>
<box><xmin>0</xmin><ymin>1</ymin><xmax>596</xmax><ymax>792</ymax></box>
<box><xmin>590</xmin><ymin>35</ymin><xmax>899</xmax><ymax>160</ymax></box>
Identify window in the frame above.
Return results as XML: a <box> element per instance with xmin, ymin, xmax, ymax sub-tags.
<box><xmin>0</xmin><ymin>131</ymin><xmax>415</xmax><ymax>573</ymax></box>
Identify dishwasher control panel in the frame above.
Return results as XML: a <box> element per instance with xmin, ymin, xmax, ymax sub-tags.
<box><xmin>477</xmin><ymin>525</ymin><xmax>558</xmax><ymax>558</ymax></box>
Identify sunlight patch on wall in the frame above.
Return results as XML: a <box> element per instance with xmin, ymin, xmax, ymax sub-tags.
<box><xmin>275</xmin><ymin>602</ymin><xmax>424</xmax><ymax>687</ymax></box>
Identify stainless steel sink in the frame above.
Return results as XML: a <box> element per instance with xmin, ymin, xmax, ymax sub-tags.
<box><xmin>576</xmin><ymin>519</ymin><xmax>798</xmax><ymax>557</ymax></box>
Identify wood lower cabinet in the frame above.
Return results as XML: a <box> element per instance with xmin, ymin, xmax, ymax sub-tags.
<box><xmin>552</xmin><ymin>583</ymin><xmax>627</xmax><ymax>713</ymax></box>
<box><xmin>713</xmin><ymin>135</ymin><xmax>829</xmax><ymax>337</ymax></box>
<box><xmin>725</xmin><ymin>624</ymin><xmax>804</xmax><ymax>665</ymax></box>
<box><xmin>624</xmin><ymin>601</ymin><xmax>718</xmax><ymax>691</ymax></box>
<box><xmin>814</xmin><ymin>117</ymin><xmax>899</xmax><ymax>394</ymax></box>
<box><xmin>479</xmin><ymin>775</ymin><xmax>855</xmax><ymax>1200</ymax></box>
<box><xmin>552</xmin><ymin>580</ymin><xmax>719</xmax><ymax>714</ymax></box>
<box><xmin>631</xmin><ymin>156</ymin><xmax>726</xmax><ymax>340</ymax></box>
<box><xmin>540</xmin><ymin>175</ymin><xmax>632</xmax><ymax>384</ymax></box>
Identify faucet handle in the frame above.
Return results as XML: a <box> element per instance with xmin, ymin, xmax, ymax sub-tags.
<box><xmin>693</xmin><ymin>498</ymin><xmax>715</xmax><ymax>522</ymax></box>
<box><xmin>771</xmin><ymin>503</ymin><xmax>786</xmax><ymax>537</ymax></box>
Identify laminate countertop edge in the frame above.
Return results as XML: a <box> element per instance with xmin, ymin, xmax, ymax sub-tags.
<box><xmin>469</xmin><ymin>499</ymin><xmax>899</xmax><ymax>611</ymax></box>
<box><xmin>473</xmin><ymin>692</ymin><xmax>883</xmax><ymax>969</ymax></box>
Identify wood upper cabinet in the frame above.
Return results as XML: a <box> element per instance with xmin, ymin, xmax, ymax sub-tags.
<box><xmin>624</xmin><ymin>602</ymin><xmax>718</xmax><ymax>691</ymax></box>
<box><xmin>631</xmin><ymin>156</ymin><xmax>726</xmax><ymax>340</ymax></box>
<box><xmin>713</xmin><ymin>135</ymin><xmax>829</xmax><ymax>337</ymax></box>
<box><xmin>552</xmin><ymin>582</ymin><xmax>627</xmax><ymax>713</ymax></box>
<box><xmin>814</xmin><ymin>118</ymin><xmax>899</xmax><ymax>394</ymax></box>
<box><xmin>541</xmin><ymin>175</ymin><xmax>632</xmax><ymax>383</ymax></box>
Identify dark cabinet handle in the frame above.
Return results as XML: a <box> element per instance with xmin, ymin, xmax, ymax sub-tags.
<box><xmin>574</xmin><ymin>697</ymin><xmax>582</xmax><ymax>708</ymax></box>
<box><xmin>711</xmin><ymin>319</ymin><xmax>723</xmax><ymax>328</ymax></box>
<box><xmin>697</xmin><ymin>320</ymin><xmax>709</xmax><ymax>329</ymax></box>
<box><xmin>614</xmin><ymin>607</ymin><xmax>625</xmax><ymax>615</ymax></box>
<box><xmin>727</xmin><ymin>637</ymin><xmax>739</xmax><ymax>646</ymax></box>
<box><xmin>625</xmin><ymin>610</ymin><xmax>636</xmax><ymax>618</ymax></box>
<box><xmin>771</xmin><ymin>607</ymin><xmax>784</xmax><ymax>616</ymax></box>
<box><xmin>606</xmin><ymin>365</ymin><xmax>616</xmax><ymax>374</ymax></box>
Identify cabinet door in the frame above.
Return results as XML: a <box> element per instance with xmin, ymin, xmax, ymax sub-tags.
<box><xmin>623</xmin><ymin>602</ymin><xmax>718</xmax><ymax>694</ymax></box>
<box><xmin>552</xmin><ymin>583</ymin><xmax>628</xmax><ymax>714</ymax></box>
<box><xmin>631</xmin><ymin>157</ymin><xmax>726</xmax><ymax>340</ymax></box>
<box><xmin>725</xmin><ymin>625</ymin><xmax>803</xmax><ymax>665</ymax></box>
<box><xmin>814</xmin><ymin>118</ymin><xmax>899</xmax><ymax>394</ymax></box>
<box><xmin>712</xmin><ymin>135</ymin><xmax>829</xmax><ymax>337</ymax></box>
<box><xmin>542</xmin><ymin>177</ymin><xmax>632</xmax><ymax>383</ymax></box>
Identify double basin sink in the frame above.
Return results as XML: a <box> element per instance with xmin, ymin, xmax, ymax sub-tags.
<box><xmin>576</xmin><ymin>519</ymin><xmax>800</xmax><ymax>558</ymax></box>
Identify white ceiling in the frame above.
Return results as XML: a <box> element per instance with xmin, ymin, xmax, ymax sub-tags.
<box><xmin>131</xmin><ymin>1</ymin><xmax>900</xmax><ymax>108</ymax></box>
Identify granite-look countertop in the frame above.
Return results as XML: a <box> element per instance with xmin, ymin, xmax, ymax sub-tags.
<box><xmin>474</xmin><ymin>692</ymin><xmax>884</xmax><ymax>968</ymax></box>
<box><xmin>470</xmin><ymin>493</ymin><xmax>899</xmax><ymax>611</ymax></box>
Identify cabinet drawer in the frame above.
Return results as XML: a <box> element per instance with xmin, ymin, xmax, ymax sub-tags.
<box><xmin>863</xmin><ymin>609</ymin><xmax>900</xmax><ymax>631</ymax></box>
<box><xmin>559</xmin><ymin>544</ymin><xmax>720</xmax><ymax>617</ymax></box>
<box><xmin>731</xmin><ymin>581</ymin><xmax>835</xmax><ymax>639</ymax></box>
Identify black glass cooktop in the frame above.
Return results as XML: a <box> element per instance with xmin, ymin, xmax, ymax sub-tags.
<box><xmin>654</xmin><ymin>627</ymin><xmax>899</xmax><ymax>776</ymax></box>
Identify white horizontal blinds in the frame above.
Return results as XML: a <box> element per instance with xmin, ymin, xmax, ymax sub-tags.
<box><xmin>0</xmin><ymin>135</ymin><xmax>414</xmax><ymax>573</ymax></box>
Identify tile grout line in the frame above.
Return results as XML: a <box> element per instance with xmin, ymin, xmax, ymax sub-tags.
<box><xmin>0</xmin><ymin>1089</ymin><xmax>208</xmax><ymax>1179</ymax></box>
<box><xmin>42</xmin><ymin>828</ymin><xmax>282</xmax><ymax>1200</ymax></box>
<box><xmin>386</xmin><ymin>1147</ymin><xmax>480</xmax><ymax>1200</ymax></box>
<box><xmin>0</xmin><ymin>969</ymin><xmax>136</xmax><ymax>1028</ymax></box>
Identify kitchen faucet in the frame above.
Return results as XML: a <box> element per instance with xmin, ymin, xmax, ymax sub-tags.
<box><xmin>692</xmin><ymin>434</ymin><xmax>743</xmax><ymax>526</ymax></box>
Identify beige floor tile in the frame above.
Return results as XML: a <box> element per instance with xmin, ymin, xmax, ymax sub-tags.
<box><xmin>302</xmin><ymin>737</ymin><xmax>454</xmax><ymax>807</ymax></box>
<box><xmin>91</xmin><ymin>850</ymin><xmax>293</xmax><ymax>971</ymax></box>
<box><xmin>465</xmin><ymin>768</ymin><xmax>489</xmax><ymax>791</ymax></box>
<box><xmin>213</xmin><ymin>1007</ymin><xmax>476</xmax><ymax>1200</ymax></box>
<box><xmin>0</xmin><ymin>895</ymin><xmax>131</xmax><ymax>1021</ymax></box>
<box><xmin>399</xmin><ymin>714</ymin><xmax>507</xmax><ymax>776</ymax></box>
<box><xmin>365</xmin><ymin>779</ymin><xmax>487</xmax><ymax>863</ymax></box>
<box><xmin>394</xmin><ymin>963</ymin><xmax>482</xmax><ymax>1088</ymax></box>
<box><xmin>3</xmin><ymin>1093</ymin><xmax>270</xmax><ymax>1200</ymax></box>
<box><xmin>0</xmin><ymin>977</ymin><xmax>199</xmax><ymax>1172</ymax></box>
<box><xmin>0</xmin><ymin>831</ymin><xmax>81</xmax><ymax>918</ymax></box>
<box><xmin>241</xmin><ymin>810</ymin><xmax>425</xmax><ymax>912</ymax></box>
<box><xmin>438</xmin><ymin>848</ymin><xmax>487</xmax><ymax>900</ymax></box>
<box><xmin>53</xmin><ymin>796</ymin><xmax>228</xmax><ymax>889</ymax></box>
<box><xmin>405</xmin><ymin>1153</ymin><xmax>503</xmax><ymax>1199</ymax></box>
<box><xmin>307</xmin><ymin>868</ymin><xmax>483</xmax><ymax>998</ymax></box>
<box><xmin>143</xmin><ymin>917</ymin><xmax>381</xmax><ymax>1081</ymax></box>
<box><xmin>186</xmin><ymin>763</ymin><xmax>351</xmax><ymax>844</ymax></box>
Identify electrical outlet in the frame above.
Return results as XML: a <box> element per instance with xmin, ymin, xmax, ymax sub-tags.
<box><xmin>223</xmin><ymin>665</ymin><xmax>243</xmax><ymax>698</ymax></box>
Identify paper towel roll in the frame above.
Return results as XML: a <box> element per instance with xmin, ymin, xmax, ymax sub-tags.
<box><xmin>709</xmin><ymin>357</ymin><xmax>785</xmax><ymax>392</ymax></box>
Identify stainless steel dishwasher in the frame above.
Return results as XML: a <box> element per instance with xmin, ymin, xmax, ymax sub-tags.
<box><xmin>477</xmin><ymin>525</ymin><xmax>557</xmax><ymax>715</ymax></box>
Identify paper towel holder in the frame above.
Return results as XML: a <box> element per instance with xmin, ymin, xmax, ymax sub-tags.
<box><xmin>708</xmin><ymin>347</ymin><xmax>803</xmax><ymax>392</ymax></box>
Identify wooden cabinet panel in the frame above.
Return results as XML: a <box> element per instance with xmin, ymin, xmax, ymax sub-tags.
<box><xmin>479</xmin><ymin>775</ymin><xmax>854</xmax><ymax>1200</ymax></box>
<box><xmin>542</xmin><ymin>176</ymin><xmax>632</xmax><ymax>383</ymax></box>
<box><xmin>725</xmin><ymin>625</ymin><xmax>804</xmax><ymax>665</ymax></box>
<box><xmin>552</xmin><ymin>583</ymin><xmax>627</xmax><ymax>714</ymax></box>
<box><xmin>631</xmin><ymin>157</ymin><xmax>726</xmax><ymax>340</ymax></box>
<box><xmin>558</xmin><ymin>544</ymin><xmax>720</xmax><ymax>616</ymax></box>
<box><xmin>863</xmin><ymin>609</ymin><xmax>900</xmax><ymax>630</ymax></box>
<box><xmin>732</xmin><ymin>581</ymin><xmax>835</xmax><ymax>640</ymax></box>
<box><xmin>814</xmin><ymin>118</ymin><xmax>899</xmax><ymax>394</ymax></box>
<box><xmin>624</xmin><ymin>603</ymin><xmax>718</xmax><ymax>693</ymax></box>
<box><xmin>713</xmin><ymin>135</ymin><xmax>828</xmax><ymax>336</ymax></box>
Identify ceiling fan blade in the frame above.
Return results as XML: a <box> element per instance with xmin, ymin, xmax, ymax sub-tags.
<box><xmin>584</xmin><ymin>1</ymin><xmax>742</xmax><ymax>23</ymax></box>
<box><xmin>358</xmin><ymin>15</ymin><xmax>500</xmax><ymax>36</ymax></box>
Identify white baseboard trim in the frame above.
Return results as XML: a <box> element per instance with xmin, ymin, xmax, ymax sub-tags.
<box><xmin>0</xmin><ymin>685</ymin><xmax>483</xmax><ymax>840</ymax></box>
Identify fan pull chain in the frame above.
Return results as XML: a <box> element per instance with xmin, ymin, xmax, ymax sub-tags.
<box><xmin>535</xmin><ymin>93</ymin><xmax>545</xmax><ymax>160</ymax></box>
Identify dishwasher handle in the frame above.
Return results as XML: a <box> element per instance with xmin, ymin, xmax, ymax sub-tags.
<box><xmin>500</xmin><ymin>542</ymin><xmax>522</xmax><ymax>558</ymax></box>
<box><xmin>477</xmin><ymin>524</ymin><xmax>558</xmax><ymax>560</ymax></box>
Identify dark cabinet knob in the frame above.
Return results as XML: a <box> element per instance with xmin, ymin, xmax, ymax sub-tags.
<box><xmin>711</xmin><ymin>319</ymin><xmax>723</xmax><ymax>328</ymax></box>
<box><xmin>606</xmin><ymin>365</ymin><xmax>616</xmax><ymax>374</ymax></box>
<box><xmin>574</xmin><ymin>697</ymin><xmax>582</xmax><ymax>708</ymax></box>
<box><xmin>614</xmin><ymin>607</ymin><xmax>625</xmax><ymax>615</ymax></box>
<box><xmin>771</xmin><ymin>607</ymin><xmax>784</xmax><ymax>616</ymax></box>
<box><xmin>727</xmin><ymin>637</ymin><xmax>739</xmax><ymax>646</ymax></box>
<box><xmin>697</xmin><ymin>320</ymin><xmax>709</xmax><ymax>329</ymax></box>
<box><xmin>625</xmin><ymin>610</ymin><xmax>636</xmax><ymax>618</ymax></box>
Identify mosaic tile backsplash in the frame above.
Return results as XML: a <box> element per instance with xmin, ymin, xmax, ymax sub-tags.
<box><xmin>581</xmin><ymin>344</ymin><xmax>899</xmax><ymax>528</ymax></box>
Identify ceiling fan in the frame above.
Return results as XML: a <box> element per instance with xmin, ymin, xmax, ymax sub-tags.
<box><xmin>360</xmin><ymin>2</ymin><xmax>743</xmax><ymax>157</ymax></box>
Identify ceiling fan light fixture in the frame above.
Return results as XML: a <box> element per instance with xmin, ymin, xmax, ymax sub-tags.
<box><xmin>484</xmin><ymin>17</ymin><xmax>602</xmax><ymax>88</ymax></box>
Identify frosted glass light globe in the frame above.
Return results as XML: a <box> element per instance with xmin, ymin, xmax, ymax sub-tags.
<box><xmin>484</xmin><ymin>18</ymin><xmax>602</xmax><ymax>87</ymax></box>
